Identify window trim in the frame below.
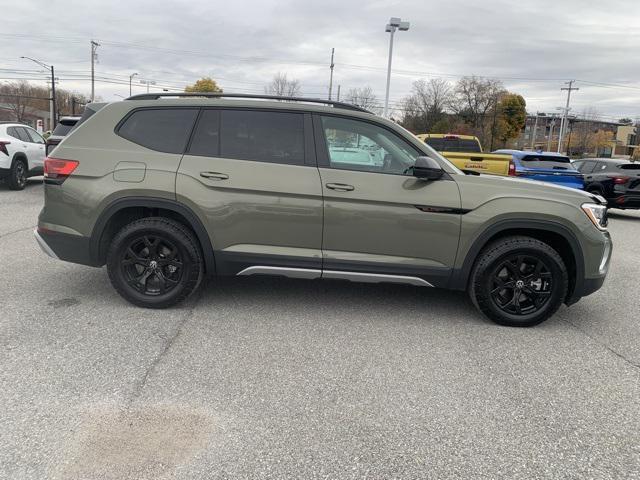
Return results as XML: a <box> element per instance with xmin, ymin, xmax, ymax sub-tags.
<box><xmin>312</xmin><ymin>112</ymin><xmax>431</xmax><ymax>176</ymax></box>
<box><xmin>185</xmin><ymin>107</ymin><xmax>316</xmax><ymax>167</ymax></box>
<box><xmin>114</xmin><ymin>106</ymin><xmax>200</xmax><ymax>154</ymax></box>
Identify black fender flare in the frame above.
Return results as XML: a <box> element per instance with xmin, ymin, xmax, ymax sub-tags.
<box><xmin>448</xmin><ymin>219</ymin><xmax>585</xmax><ymax>301</ymax></box>
<box><xmin>90</xmin><ymin>196</ymin><xmax>216</xmax><ymax>276</ymax></box>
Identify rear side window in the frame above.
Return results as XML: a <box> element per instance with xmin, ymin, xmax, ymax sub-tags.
<box><xmin>8</xmin><ymin>127</ymin><xmax>31</xmax><ymax>142</ymax></box>
<box><xmin>218</xmin><ymin>110</ymin><xmax>305</xmax><ymax>165</ymax></box>
<box><xmin>117</xmin><ymin>108</ymin><xmax>198</xmax><ymax>154</ymax></box>
<box><xmin>521</xmin><ymin>155</ymin><xmax>573</xmax><ymax>169</ymax></box>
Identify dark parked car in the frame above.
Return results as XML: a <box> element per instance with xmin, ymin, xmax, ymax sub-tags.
<box><xmin>45</xmin><ymin>116</ymin><xmax>80</xmax><ymax>155</ymax></box>
<box><xmin>572</xmin><ymin>158</ymin><xmax>640</xmax><ymax>209</ymax></box>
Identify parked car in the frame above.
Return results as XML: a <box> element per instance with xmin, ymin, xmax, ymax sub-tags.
<box><xmin>0</xmin><ymin>122</ymin><xmax>46</xmax><ymax>190</ymax></box>
<box><xmin>46</xmin><ymin>116</ymin><xmax>80</xmax><ymax>155</ymax></box>
<box><xmin>572</xmin><ymin>158</ymin><xmax>640</xmax><ymax>209</ymax></box>
<box><xmin>493</xmin><ymin>150</ymin><xmax>584</xmax><ymax>190</ymax></box>
<box><xmin>35</xmin><ymin>93</ymin><xmax>611</xmax><ymax>327</ymax></box>
<box><xmin>416</xmin><ymin>134</ymin><xmax>514</xmax><ymax>176</ymax></box>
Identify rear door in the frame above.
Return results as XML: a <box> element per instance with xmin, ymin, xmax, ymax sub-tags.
<box><xmin>177</xmin><ymin>108</ymin><xmax>323</xmax><ymax>275</ymax></box>
<box><xmin>23</xmin><ymin>126</ymin><xmax>46</xmax><ymax>170</ymax></box>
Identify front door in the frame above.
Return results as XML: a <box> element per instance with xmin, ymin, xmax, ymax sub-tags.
<box><xmin>177</xmin><ymin>108</ymin><xmax>324</xmax><ymax>276</ymax></box>
<box><xmin>314</xmin><ymin>114</ymin><xmax>461</xmax><ymax>288</ymax></box>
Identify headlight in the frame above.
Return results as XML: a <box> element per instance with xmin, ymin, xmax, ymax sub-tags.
<box><xmin>582</xmin><ymin>203</ymin><xmax>608</xmax><ymax>231</ymax></box>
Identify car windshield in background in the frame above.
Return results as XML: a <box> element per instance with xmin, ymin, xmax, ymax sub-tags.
<box><xmin>521</xmin><ymin>155</ymin><xmax>573</xmax><ymax>169</ymax></box>
<box><xmin>424</xmin><ymin>137</ymin><xmax>482</xmax><ymax>153</ymax></box>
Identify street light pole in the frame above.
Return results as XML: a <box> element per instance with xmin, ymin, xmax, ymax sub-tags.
<box><xmin>129</xmin><ymin>72</ymin><xmax>138</xmax><ymax>96</ymax></box>
<box><xmin>20</xmin><ymin>56</ymin><xmax>57</xmax><ymax>129</ymax></box>
<box><xmin>383</xmin><ymin>17</ymin><xmax>409</xmax><ymax>118</ymax></box>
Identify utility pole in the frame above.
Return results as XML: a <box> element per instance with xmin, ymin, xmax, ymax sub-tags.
<box><xmin>50</xmin><ymin>64</ymin><xmax>57</xmax><ymax>127</ymax></box>
<box><xmin>328</xmin><ymin>48</ymin><xmax>335</xmax><ymax>101</ymax></box>
<box><xmin>547</xmin><ymin>119</ymin><xmax>556</xmax><ymax>152</ymax></box>
<box><xmin>530</xmin><ymin>112</ymin><xmax>540</xmax><ymax>150</ymax></box>
<box><xmin>558</xmin><ymin>80</ymin><xmax>579</xmax><ymax>153</ymax></box>
<box><xmin>90</xmin><ymin>40</ymin><xmax>100</xmax><ymax>102</ymax></box>
<box><xmin>336</xmin><ymin>85</ymin><xmax>341</xmax><ymax>101</ymax></box>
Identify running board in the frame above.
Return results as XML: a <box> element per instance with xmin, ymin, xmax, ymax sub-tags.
<box><xmin>236</xmin><ymin>266</ymin><xmax>433</xmax><ymax>287</ymax></box>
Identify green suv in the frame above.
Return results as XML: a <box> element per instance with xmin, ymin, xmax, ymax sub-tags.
<box><xmin>36</xmin><ymin>93</ymin><xmax>611</xmax><ymax>326</ymax></box>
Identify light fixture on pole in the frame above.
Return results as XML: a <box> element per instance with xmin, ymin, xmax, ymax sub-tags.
<box><xmin>20</xmin><ymin>56</ymin><xmax>57</xmax><ymax>129</ymax></box>
<box><xmin>383</xmin><ymin>17</ymin><xmax>409</xmax><ymax>118</ymax></box>
<box><xmin>129</xmin><ymin>73</ymin><xmax>138</xmax><ymax>96</ymax></box>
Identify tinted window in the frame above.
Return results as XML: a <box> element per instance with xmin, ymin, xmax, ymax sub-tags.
<box><xmin>619</xmin><ymin>163</ymin><xmax>640</xmax><ymax>171</ymax></box>
<box><xmin>321</xmin><ymin>116</ymin><xmax>422</xmax><ymax>175</ymax></box>
<box><xmin>594</xmin><ymin>162</ymin><xmax>612</xmax><ymax>172</ymax></box>
<box><xmin>424</xmin><ymin>137</ymin><xmax>481</xmax><ymax>153</ymax></box>
<box><xmin>521</xmin><ymin>155</ymin><xmax>573</xmax><ymax>170</ymax></box>
<box><xmin>24</xmin><ymin>127</ymin><xmax>44</xmax><ymax>144</ymax></box>
<box><xmin>576</xmin><ymin>161</ymin><xmax>596</xmax><ymax>174</ymax></box>
<box><xmin>8</xmin><ymin>127</ymin><xmax>31</xmax><ymax>142</ymax></box>
<box><xmin>188</xmin><ymin>110</ymin><xmax>220</xmax><ymax>157</ymax></box>
<box><xmin>220</xmin><ymin>110</ymin><xmax>304</xmax><ymax>165</ymax></box>
<box><xmin>51</xmin><ymin>120</ymin><xmax>77</xmax><ymax>137</ymax></box>
<box><xmin>118</xmin><ymin>108</ymin><xmax>198</xmax><ymax>154</ymax></box>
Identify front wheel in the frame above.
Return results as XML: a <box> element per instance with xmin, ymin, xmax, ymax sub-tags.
<box><xmin>107</xmin><ymin>217</ymin><xmax>204</xmax><ymax>308</ymax></box>
<box><xmin>469</xmin><ymin>236</ymin><xmax>568</xmax><ymax>327</ymax></box>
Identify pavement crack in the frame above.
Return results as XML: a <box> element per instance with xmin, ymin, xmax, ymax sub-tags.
<box><xmin>0</xmin><ymin>225</ymin><xmax>35</xmax><ymax>240</ymax></box>
<box><xmin>561</xmin><ymin>318</ymin><xmax>640</xmax><ymax>370</ymax></box>
<box><xmin>127</xmin><ymin>290</ymin><xmax>203</xmax><ymax>405</ymax></box>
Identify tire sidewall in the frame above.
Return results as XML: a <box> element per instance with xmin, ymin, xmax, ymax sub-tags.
<box><xmin>107</xmin><ymin>221</ymin><xmax>201</xmax><ymax>308</ymax></box>
<box><xmin>9</xmin><ymin>159</ymin><xmax>27</xmax><ymax>190</ymax></box>
<box><xmin>472</xmin><ymin>241</ymin><xmax>568</xmax><ymax>327</ymax></box>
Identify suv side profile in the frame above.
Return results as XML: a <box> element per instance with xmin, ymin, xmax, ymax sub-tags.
<box><xmin>0</xmin><ymin>122</ymin><xmax>46</xmax><ymax>189</ymax></box>
<box><xmin>36</xmin><ymin>93</ymin><xmax>612</xmax><ymax>327</ymax></box>
<box><xmin>572</xmin><ymin>158</ymin><xmax>640</xmax><ymax>209</ymax></box>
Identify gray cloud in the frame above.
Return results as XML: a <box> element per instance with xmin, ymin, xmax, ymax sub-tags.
<box><xmin>3</xmin><ymin>0</ymin><xmax>639</xmax><ymax>119</ymax></box>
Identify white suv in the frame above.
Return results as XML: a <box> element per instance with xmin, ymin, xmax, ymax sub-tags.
<box><xmin>0</xmin><ymin>123</ymin><xmax>46</xmax><ymax>190</ymax></box>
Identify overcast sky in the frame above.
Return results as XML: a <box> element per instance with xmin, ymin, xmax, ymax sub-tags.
<box><xmin>2</xmin><ymin>0</ymin><xmax>639</xmax><ymax>120</ymax></box>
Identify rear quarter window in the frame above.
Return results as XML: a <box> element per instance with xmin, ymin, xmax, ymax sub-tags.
<box><xmin>117</xmin><ymin>108</ymin><xmax>199</xmax><ymax>154</ymax></box>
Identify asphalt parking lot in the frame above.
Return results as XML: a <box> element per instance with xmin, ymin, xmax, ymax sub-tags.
<box><xmin>1</xmin><ymin>180</ymin><xmax>639</xmax><ymax>479</ymax></box>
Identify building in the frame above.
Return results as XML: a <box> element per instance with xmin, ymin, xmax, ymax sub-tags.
<box><xmin>0</xmin><ymin>103</ymin><xmax>52</xmax><ymax>131</ymax></box>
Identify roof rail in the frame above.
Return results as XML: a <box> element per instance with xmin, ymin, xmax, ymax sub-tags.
<box><xmin>125</xmin><ymin>92</ymin><xmax>372</xmax><ymax>113</ymax></box>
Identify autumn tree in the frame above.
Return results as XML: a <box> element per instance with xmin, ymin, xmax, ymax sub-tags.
<box><xmin>344</xmin><ymin>86</ymin><xmax>380</xmax><ymax>113</ymax></box>
<box><xmin>492</xmin><ymin>93</ymin><xmax>527</xmax><ymax>147</ymax></box>
<box><xmin>185</xmin><ymin>77</ymin><xmax>223</xmax><ymax>93</ymax></box>
<box><xmin>265</xmin><ymin>73</ymin><xmax>301</xmax><ymax>97</ymax></box>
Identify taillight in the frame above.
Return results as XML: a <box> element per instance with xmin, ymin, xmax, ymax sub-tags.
<box><xmin>608</xmin><ymin>175</ymin><xmax>630</xmax><ymax>185</ymax></box>
<box><xmin>0</xmin><ymin>140</ymin><xmax>10</xmax><ymax>156</ymax></box>
<box><xmin>508</xmin><ymin>160</ymin><xmax>517</xmax><ymax>176</ymax></box>
<box><xmin>44</xmin><ymin>157</ymin><xmax>79</xmax><ymax>184</ymax></box>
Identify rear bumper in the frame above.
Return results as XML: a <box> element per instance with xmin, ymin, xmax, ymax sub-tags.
<box><xmin>34</xmin><ymin>227</ymin><xmax>99</xmax><ymax>267</ymax></box>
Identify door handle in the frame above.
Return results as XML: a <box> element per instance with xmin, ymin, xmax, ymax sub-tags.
<box><xmin>200</xmin><ymin>171</ymin><xmax>229</xmax><ymax>180</ymax></box>
<box><xmin>326</xmin><ymin>183</ymin><xmax>354</xmax><ymax>192</ymax></box>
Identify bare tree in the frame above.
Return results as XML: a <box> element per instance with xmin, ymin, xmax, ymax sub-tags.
<box><xmin>399</xmin><ymin>78</ymin><xmax>452</xmax><ymax>133</ymax></box>
<box><xmin>265</xmin><ymin>72</ymin><xmax>301</xmax><ymax>97</ymax></box>
<box><xmin>0</xmin><ymin>81</ymin><xmax>35</xmax><ymax>123</ymax></box>
<box><xmin>344</xmin><ymin>86</ymin><xmax>381</xmax><ymax>113</ymax></box>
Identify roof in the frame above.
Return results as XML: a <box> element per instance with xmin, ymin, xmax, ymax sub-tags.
<box><xmin>494</xmin><ymin>149</ymin><xmax>570</xmax><ymax>158</ymax></box>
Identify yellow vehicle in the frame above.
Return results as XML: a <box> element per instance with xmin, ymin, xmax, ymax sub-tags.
<box><xmin>415</xmin><ymin>133</ymin><xmax>514</xmax><ymax>176</ymax></box>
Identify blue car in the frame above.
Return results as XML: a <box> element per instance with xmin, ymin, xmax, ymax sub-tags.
<box><xmin>493</xmin><ymin>150</ymin><xmax>584</xmax><ymax>190</ymax></box>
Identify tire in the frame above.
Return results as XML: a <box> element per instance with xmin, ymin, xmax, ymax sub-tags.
<box><xmin>107</xmin><ymin>217</ymin><xmax>204</xmax><ymax>308</ymax></box>
<box><xmin>8</xmin><ymin>158</ymin><xmax>27</xmax><ymax>190</ymax></box>
<box><xmin>469</xmin><ymin>236</ymin><xmax>568</xmax><ymax>327</ymax></box>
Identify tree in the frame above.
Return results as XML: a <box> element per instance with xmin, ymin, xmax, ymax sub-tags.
<box><xmin>399</xmin><ymin>78</ymin><xmax>452</xmax><ymax>133</ymax></box>
<box><xmin>450</xmin><ymin>76</ymin><xmax>505</xmax><ymax>145</ymax></box>
<box><xmin>185</xmin><ymin>77</ymin><xmax>222</xmax><ymax>93</ymax></box>
<box><xmin>0</xmin><ymin>81</ymin><xmax>35</xmax><ymax>123</ymax></box>
<box><xmin>493</xmin><ymin>93</ymin><xmax>527</xmax><ymax>147</ymax></box>
<box><xmin>618</xmin><ymin>117</ymin><xmax>633</xmax><ymax>125</ymax></box>
<box><xmin>344</xmin><ymin>86</ymin><xmax>380</xmax><ymax>113</ymax></box>
<box><xmin>265</xmin><ymin>73</ymin><xmax>301</xmax><ymax>97</ymax></box>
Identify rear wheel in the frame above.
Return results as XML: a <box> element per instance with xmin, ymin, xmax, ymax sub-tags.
<box><xmin>107</xmin><ymin>217</ymin><xmax>203</xmax><ymax>308</ymax></box>
<box><xmin>469</xmin><ymin>236</ymin><xmax>568</xmax><ymax>327</ymax></box>
<box><xmin>8</xmin><ymin>158</ymin><xmax>27</xmax><ymax>190</ymax></box>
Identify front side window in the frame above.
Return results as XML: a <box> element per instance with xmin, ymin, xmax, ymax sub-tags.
<box><xmin>321</xmin><ymin>116</ymin><xmax>422</xmax><ymax>175</ymax></box>
<box><xmin>218</xmin><ymin>110</ymin><xmax>304</xmax><ymax>165</ymax></box>
<box><xmin>117</xmin><ymin>108</ymin><xmax>198</xmax><ymax>154</ymax></box>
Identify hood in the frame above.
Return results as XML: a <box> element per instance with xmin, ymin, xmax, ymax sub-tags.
<box><xmin>454</xmin><ymin>172</ymin><xmax>605</xmax><ymax>208</ymax></box>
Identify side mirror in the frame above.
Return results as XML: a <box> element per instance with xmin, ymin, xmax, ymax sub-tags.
<box><xmin>412</xmin><ymin>156</ymin><xmax>444</xmax><ymax>180</ymax></box>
